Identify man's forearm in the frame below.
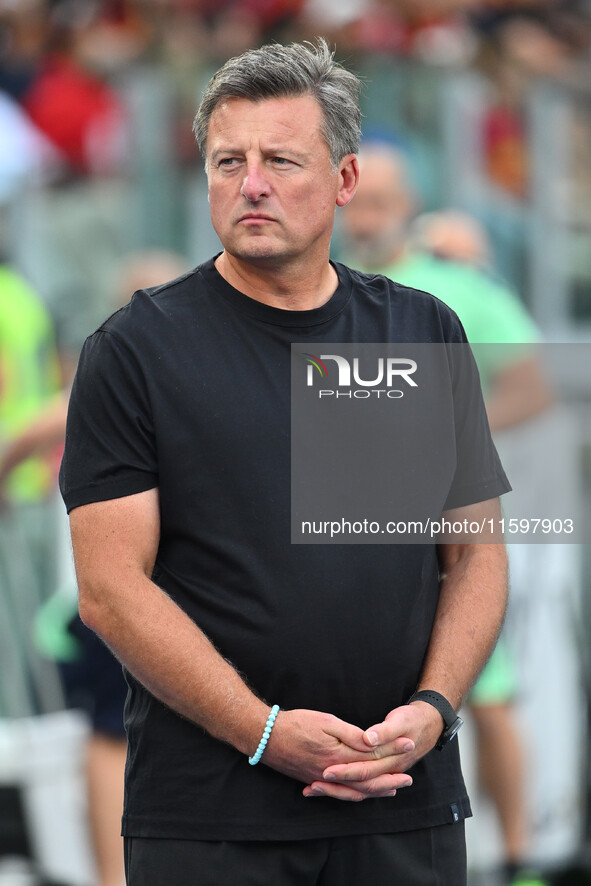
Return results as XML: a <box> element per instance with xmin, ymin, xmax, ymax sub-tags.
<box><xmin>316</xmin><ymin>538</ymin><xmax>509</xmax><ymax>795</ymax></box>
<box><xmin>417</xmin><ymin>542</ymin><xmax>508</xmax><ymax>709</ymax></box>
<box><xmin>78</xmin><ymin>570</ymin><xmax>271</xmax><ymax>756</ymax></box>
<box><xmin>486</xmin><ymin>356</ymin><xmax>553</xmax><ymax>432</ymax></box>
<box><xmin>78</xmin><ymin>570</ymin><xmax>416</xmax><ymax>797</ymax></box>
<box><xmin>70</xmin><ymin>494</ymin><xmax>270</xmax><ymax>756</ymax></box>
<box><xmin>70</xmin><ymin>492</ymin><xmax>423</xmax><ymax>800</ymax></box>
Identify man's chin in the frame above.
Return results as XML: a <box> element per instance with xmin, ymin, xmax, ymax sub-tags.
<box><xmin>229</xmin><ymin>242</ymin><xmax>291</xmax><ymax>268</ymax></box>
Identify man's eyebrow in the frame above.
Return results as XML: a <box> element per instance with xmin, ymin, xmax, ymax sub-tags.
<box><xmin>209</xmin><ymin>146</ymin><xmax>310</xmax><ymax>163</ymax></box>
<box><xmin>210</xmin><ymin>148</ymin><xmax>242</xmax><ymax>162</ymax></box>
<box><xmin>264</xmin><ymin>146</ymin><xmax>309</xmax><ymax>161</ymax></box>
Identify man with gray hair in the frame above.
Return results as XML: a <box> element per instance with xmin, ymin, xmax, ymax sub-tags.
<box><xmin>60</xmin><ymin>39</ymin><xmax>509</xmax><ymax>885</ymax></box>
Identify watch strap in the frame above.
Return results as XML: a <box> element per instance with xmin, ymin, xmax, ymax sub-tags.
<box><xmin>407</xmin><ymin>690</ymin><xmax>458</xmax><ymax>728</ymax></box>
<box><xmin>407</xmin><ymin>690</ymin><xmax>463</xmax><ymax>750</ymax></box>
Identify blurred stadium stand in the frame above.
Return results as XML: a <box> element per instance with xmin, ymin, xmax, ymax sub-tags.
<box><xmin>1</xmin><ymin>3</ymin><xmax>590</xmax><ymax>882</ymax></box>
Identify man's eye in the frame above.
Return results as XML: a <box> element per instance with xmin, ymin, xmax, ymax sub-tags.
<box><xmin>272</xmin><ymin>157</ymin><xmax>291</xmax><ymax>165</ymax></box>
<box><xmin>219</xmin><ymin>158</ymin><xmax>238</xmax><ymax>167</ymax></box>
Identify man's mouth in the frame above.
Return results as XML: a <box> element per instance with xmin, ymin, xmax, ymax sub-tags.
<box><xmin>238</xmin><ymin>214</ymin><xmax>276</xmax><ymax>224</ymax></box>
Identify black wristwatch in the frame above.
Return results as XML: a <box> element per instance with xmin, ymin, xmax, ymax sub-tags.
<box><xmin>407</xmin><ymin>690</ymin><xmax>463</xmax><ymax>751</ymax></box>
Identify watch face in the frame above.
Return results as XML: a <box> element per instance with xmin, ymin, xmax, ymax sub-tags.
<box><xmin>446</xmin><ymin>717</ymin><xmax>463</xmax><ymax>742</ymax></box>
<box><xmin>437</xmin><ymin>716</ymin><xmax>464</xmax><ymax>750</ymax></box>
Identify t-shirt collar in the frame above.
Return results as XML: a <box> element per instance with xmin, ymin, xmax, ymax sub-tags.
<box><xmin>199</xmin><ymin>255</ymin><xmax>353</xmax><ymax>328</ymax></box>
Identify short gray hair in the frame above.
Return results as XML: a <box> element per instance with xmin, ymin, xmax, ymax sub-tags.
<box><xmin>193</xmin><ymin>38</ymin><xmax>362</xmax><ymax>170</ymax></box>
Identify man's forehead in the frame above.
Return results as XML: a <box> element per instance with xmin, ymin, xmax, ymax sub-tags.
<box><xmin>206</xmin><ymin>94</ymin><xmax>325</xmax><ymax>144</ymax></box>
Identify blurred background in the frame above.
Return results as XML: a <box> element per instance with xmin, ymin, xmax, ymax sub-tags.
<box><xmin>0</xmin><ymin>1</ymin><xmax>590</xmax><ymax>884</ymax></box>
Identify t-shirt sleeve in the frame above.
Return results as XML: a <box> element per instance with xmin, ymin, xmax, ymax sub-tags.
<box><xmin>443</xmin><ymin>336</ymin><xmax>511</xmax><ymax>511</ymax></box>
<box><xmin>59</xmin><ymin>328</ymin><xmax>158</xmax><ymax>513</ymax></box>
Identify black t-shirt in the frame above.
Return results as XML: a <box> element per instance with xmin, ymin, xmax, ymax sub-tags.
<box><xmin>60</xmin><ymin>258</ymin><xmax>510</xmax><ymax>841</ymax></box>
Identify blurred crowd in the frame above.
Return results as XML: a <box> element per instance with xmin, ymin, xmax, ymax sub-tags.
<box><xmin>1</xmin><ymin>0</ymin><xmax>591</xmax><ymax>194</ymax></box>
<box><xmin>0</xmin><ymin>2</ymin><xmax>590</xmax><ymax>886</ymax></box>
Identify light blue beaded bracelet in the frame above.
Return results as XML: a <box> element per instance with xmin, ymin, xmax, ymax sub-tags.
<box><xmin>248</xmin><ymin>705</ymin><xmax>280</xmax><ymax>765</ymax></box>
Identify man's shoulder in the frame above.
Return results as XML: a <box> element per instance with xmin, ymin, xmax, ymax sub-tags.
<box><xmin>339</xmin><ymin>259</ymin><xmax>458</xmax><ymax>305</ymax></box>
<box><xmin>336</xmin><ymin>260</ymin><xmax>466</xmax><ymax>341</ymax></box>
<box><xmin>95</xmin><ymin>261</ymin><xmax>214</xmax><ymax>341</ymax></box>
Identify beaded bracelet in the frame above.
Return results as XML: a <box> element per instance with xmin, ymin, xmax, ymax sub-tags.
<box><xmin>248</xmin><ymin>705</ymin><xmax>280</xmax><ymax>765</ymax></box>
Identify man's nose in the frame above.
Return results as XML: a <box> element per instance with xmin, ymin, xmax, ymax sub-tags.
<box><xmin>240</xmin><ymin>161</ymin><xmax>272</xmax><ymax>202</ymax></box>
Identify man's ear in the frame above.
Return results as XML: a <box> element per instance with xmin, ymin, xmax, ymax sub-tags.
<box><xmin>336</xmin><ymin>154</ymin><xmax>360</xmax><ymax>207</ymax></box>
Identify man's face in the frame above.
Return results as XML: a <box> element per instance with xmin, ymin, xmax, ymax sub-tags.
<box><xmin>340</xmin><ymin>153</ymin><xmax>412</xmax><ymax>269</ymax></box>
<box><xmin>206</xmin><ymin>95</ymin><xmax>352</xmax><ymax>269</ymax></box>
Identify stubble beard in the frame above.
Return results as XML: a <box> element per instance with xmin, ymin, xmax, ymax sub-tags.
<box><xmin>343</xmin><ymin>222</ymin><xmax>407</xmax><ymax>271</ymax></box>
<box><xmin>226</xmin><ymin>227</ymin><xmax>303</xmax><ymax>271</ymax></box>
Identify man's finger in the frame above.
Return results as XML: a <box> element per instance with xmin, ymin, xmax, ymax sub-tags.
<box><xmin>330</xmin><ymin>717</ymin><xmax>415</xmax><ymax>756</ymax></box>
<box><xmin>363</xmin><ymin>706</ymin><xmax>414</xmax><ymax>747</ymax></box>
<box><xmin>346</xmin><ymin>773</ymin><xmax>413</xmax><ymax>796</ymax></box>
<box><xmin>368</xmin><ymin>736</ymin><xmax>415</xmax><ymax>759</ymax></box>
<box><xmin>304</xmin><ymin>772</ymin><xmax>413</xmax><ymax>800</ymax></box>
<box><xmin>303</xmin><ymin>782</ymin><xmax>366</xmax><ymax>802</ymax></box>
<box><xmin>325</xmin><ymin>717</ymin><xmax>375</xmax><ymax>754</ymax></box>
<box><xmin>322</xmin><ymin>759</ymin><xmax>414</xmax><ymax>784</ymax></box>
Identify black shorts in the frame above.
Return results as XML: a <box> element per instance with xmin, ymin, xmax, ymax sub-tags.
<box><xmin>124</xmin><ymin>823</ymin><xmax>466</xmax><ymax>886</ymax></box>
<box><xmin>59</xmin><ymin>615</ymin><xmax>127</xmax><ymax>737</ymax></box>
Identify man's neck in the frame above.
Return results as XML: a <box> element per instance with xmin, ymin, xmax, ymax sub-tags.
<box><xmin>214</xmin><ymin>252</ymin><xmax>339</xmax><ymax>311</ymax></box>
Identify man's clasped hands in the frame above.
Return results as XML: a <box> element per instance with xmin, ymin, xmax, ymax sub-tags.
<box><xmin>262</xmin><ymin>702</ymin><xmax>444</xmax><ymax>803</ymax></box>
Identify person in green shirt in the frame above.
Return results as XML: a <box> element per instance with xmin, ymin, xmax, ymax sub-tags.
<box><xmin>0</xmin><ymin>263</ymin><xmax>62</xmax><ymax>718</ymax></box>
<box><xmin>338</xmin><ymin>142</ymin><xmax>551</xmax><ymax>427</ymax></box>
<box><xmin>0</xmin><ymin>263</ymin><xmax>61</xmax><ymax>503</ymax></box>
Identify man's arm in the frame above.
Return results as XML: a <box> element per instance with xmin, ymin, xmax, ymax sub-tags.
<box><xmin>486</xmin><ymin>356</ymin><xmax>553</xmax><ymax>432</ymax></box>
<box><xmin>70</xmin><ymin>490</ymin><xmax>414</xmax><ymax>796</ymax></box>
<box><xmin>313</xmin><ymin>497</ymin><xmax>508</xmax><ymax>799</ymax></box>
<box><xmin>0</xmin><ymin>394</ymin><xmax>68</xmax><ymax>490</ymax></box>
